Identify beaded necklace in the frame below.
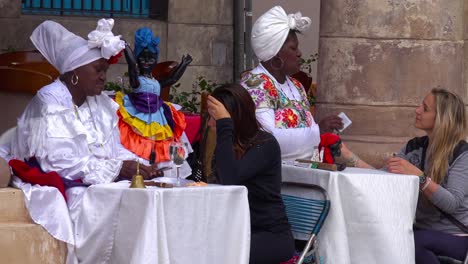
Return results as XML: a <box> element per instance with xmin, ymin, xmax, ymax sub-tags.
<box><xmin>259</xmin><ymin>64</ymin><xmax>302</xmax><ymax>102</ymax></box>
<box><xmin>282</xmin><ymin>78</ymin><xmax>302</xmax><ymax>102</ymax></box>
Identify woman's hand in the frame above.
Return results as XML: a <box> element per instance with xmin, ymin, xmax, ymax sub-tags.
<box><xmin>385</xmin><ymin>157</ymin><xmax>422</xmax><ymax>175</ymax></box>
<box><xmin>319</xmin><ymin>115</ymin><xmax>344</xmax><ymax>134</ymax></box>
<box><xmin>119</xmin><ymin>160</ymin><xmax>163</xmax><ymax>181</ymax></box>
<box><xmin>207</xmin><ymin>95</ymin><xmax>230</xmax><ymax>120</ymax></box>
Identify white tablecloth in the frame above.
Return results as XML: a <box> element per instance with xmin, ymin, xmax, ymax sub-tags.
<box><xmin>282</xmin><ymin>165</ymin><xmax>419</xmax><ymax>264</ymax></box>
<box><xmin>73</xmin><ymin>182</ymin><xmax>251</xmax><ymax>264</ymax></box>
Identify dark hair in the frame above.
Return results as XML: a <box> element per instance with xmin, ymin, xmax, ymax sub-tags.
<box><xmin>211</xmin><ymin>83</ymin><xmax>263</xmax><ymax>158</ymax></box>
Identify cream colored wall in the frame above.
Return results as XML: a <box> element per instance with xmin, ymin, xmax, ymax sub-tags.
<box><xmin>252</xmin><ymin>0</ymin><xmax>321</xmax><ymax>79</ymax></box>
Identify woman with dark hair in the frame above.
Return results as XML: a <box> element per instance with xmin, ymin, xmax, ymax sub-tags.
<box><xmin>207</xmin><ymin>83</ymin><xmax>294</xmax><ymax>264</ymax></box>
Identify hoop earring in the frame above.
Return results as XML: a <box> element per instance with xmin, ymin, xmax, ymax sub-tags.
<box><xmin>270</xmin><ymin>56</ymin><xmax>284</xmax><ymax>71</ymax></box>
<box><xmin>71</xmin><ymin>73</ymin><xmax>79</xmax><ymax>86</ymax></box>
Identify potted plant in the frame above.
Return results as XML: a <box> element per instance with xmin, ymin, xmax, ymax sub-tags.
<box><xmin>292</xmin><ymin>53</ymin><xmax>318</xmax><ymax>116</ymax></box>
<box><xmin>169</xmin><ymin>76</ymin><xmax>218</xmax><ymax>114</ymax></box>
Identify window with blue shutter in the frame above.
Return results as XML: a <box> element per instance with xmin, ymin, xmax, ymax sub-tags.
<box><xmin>21</xmin><ymin>0</ymin><xmax>167</xmax><ymax>20</ymax></box>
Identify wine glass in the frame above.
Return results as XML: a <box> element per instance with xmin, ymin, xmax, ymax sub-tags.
<box><xmin>169</xmin><ymin>141</ymin><xmax>185</xmax><ymax>186</ymax></box>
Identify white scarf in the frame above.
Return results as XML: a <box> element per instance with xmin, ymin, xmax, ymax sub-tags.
<box><xmin>251</xmin><ymin>6</ymin><xmax>312</xmax><ymax>62</ymax></box>
<box><xmin>30</xmin><ymin>18</ymin><xmax>125</xmax><ymax>74</ymax></box>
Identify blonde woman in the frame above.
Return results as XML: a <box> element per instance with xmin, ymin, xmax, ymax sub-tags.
<box><xmin>342</xmin><ymin>88</ymin><xmax>468</xmax><ymax>263</ymax></box>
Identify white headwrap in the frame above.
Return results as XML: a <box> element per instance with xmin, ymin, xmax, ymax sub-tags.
<box><xmin>251</xmin><ymin>6</ymin><xmax>312</xmax><ymax>62</ymax></box>
<box><xmin>30</xmin><ymin>18</ymin><xmax>125</xmax><ymax>74</ymax></box>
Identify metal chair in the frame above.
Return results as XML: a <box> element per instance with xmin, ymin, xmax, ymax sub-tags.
<box><xmin>281</xmin><ymin>181</ymin><xmax>331</xmax><ymax>264</ymax></box>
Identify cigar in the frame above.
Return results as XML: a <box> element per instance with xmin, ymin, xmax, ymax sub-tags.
<box><xmin>145</xmin><ymin>182</ymin><xmax>174</xmax><ymax>188</ymax></box>
<box><xmin>295</xmin><ymin>159</ymin><xmax>338</xmax><ymax>171</ymax></box>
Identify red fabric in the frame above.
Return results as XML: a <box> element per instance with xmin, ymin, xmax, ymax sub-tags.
<box><xmin>117</xmin><ymin>111</ymin><xmax>172</xmax><ymax>163</ymax></box>
<box><xmin>318</xmin><ymin>133</ymin><xmax>341</xmax><ymax>164</ymax></box>
<box><xmin>108</xmin><ymin>50</ymin><xmax>123</xmax><ymax>64</ymax></box>
<box><xmin>280</xmin><ymin>255</ymin><xmax>300</xmax><ymax>264</ymax></box>
<box><xmin>168</xmin><ymin>104</ymin><xmax>187</xmax><ymax>139</ymax></box>
<box><xmin>8</xmin><ymin>159</ymin><xmax>67</xmax><ymax>201</ymax></box>
<box><xmin>183</xmin><ymin>113</ymin><xmax>201</xmax><ymax>144</ymax></box>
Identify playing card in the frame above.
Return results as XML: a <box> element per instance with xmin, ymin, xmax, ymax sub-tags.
<box><xmin>338</xmin><ymin>112</ymin><xmax>352</xmax><ymax>132</ymax></box>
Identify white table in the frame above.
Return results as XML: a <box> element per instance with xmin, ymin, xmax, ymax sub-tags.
<box><xmin>72</xmin><ymin>182</ymin><xmax>251</xmax><ymax>264</ymax></box>
<box><xmin>282</xmin><ymin>165</ymin><xmax>419</xmax><ymax>264</ymax></box>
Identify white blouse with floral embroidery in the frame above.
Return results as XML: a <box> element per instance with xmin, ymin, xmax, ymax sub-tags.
<box><xmin>241</xmin><ymin>64</ymin><xmax>320</xmax><ymax>160</ymax></box>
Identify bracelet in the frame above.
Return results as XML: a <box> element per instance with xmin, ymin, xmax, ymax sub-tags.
<box><xmin>421</xmin><ymin>177</ymin><xmax>431</xmax><ymax>191</ymax></box>
<box><xmin>418</xmin><ymin>172</ymin><xmax>427</xmax><ymax>185</ymax></box>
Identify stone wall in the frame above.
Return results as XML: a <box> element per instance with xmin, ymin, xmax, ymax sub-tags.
<box><xmin>0</xmin><ymin>0</ymin><xmax>233</xmax><ymax>94</ymax></box>
<box><xmin>167</xmin><ymin>0</ymin><xmax>233</xmax><ymax>90</ymax></box>
<box><xmin>0</xmin><ymin>188</ymin><xmax>67</xmax><ymax>263</ymax></box>
<box><xmin>317</xmin><ymin>0</ymin><xmax>467</xmax><ymax>167</ymax></box>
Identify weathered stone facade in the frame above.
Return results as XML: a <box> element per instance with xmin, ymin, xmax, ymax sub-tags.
<box><xmin>317</xmin><ymin>0</ymin><xmax>468</xmax><ymax>167</ymax></box>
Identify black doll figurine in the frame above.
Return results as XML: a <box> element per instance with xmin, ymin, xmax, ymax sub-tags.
<box><xmin>115</xmin><ymin>27</ymin><xmax>191</xmax><ymax>165</ymax></box>
<box><xmin>123</xmin><ymin>27</ymin><xmax>192</xmax><ymax>91</ymax></box>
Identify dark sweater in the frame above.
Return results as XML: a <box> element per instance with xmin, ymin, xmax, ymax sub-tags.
<box><xmin>400</xmin><ymin>136</ymin><xmax>468</xmax><ymax>234</ymax></box>
<box><xmin>215</xmin><ymin>118</ymin><xmax>290</xmax><ymax>233</ymax></box>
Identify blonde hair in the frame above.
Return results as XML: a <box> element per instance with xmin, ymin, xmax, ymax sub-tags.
<box><xmin>426</xmin><ymin>88</ymin><xmax>468</xmax><ymax>184</ymax></box>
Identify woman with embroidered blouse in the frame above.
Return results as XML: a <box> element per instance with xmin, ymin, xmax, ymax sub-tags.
<box><xmin>342</xmin><ymin>88</ymin><xmax>468</xmax><ymax>263</ymax></box>
<box><xmin>241</xmin><ymin>6</ymin><xmax>343</xmax><ymax>160</ymax></box>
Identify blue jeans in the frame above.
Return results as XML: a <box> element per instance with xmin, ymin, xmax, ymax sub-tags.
<box><xmin>415</xmin><ymin>228</ymin><xmax>468</xmax><ymax>264</ymax></box>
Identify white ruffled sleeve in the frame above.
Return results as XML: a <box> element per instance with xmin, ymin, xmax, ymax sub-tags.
<box><xmin>13</xmin><ymin>100</ymin><xmax>122</xmax><ymax>185</ymax></box>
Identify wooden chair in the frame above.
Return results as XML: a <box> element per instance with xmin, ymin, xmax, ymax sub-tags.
<box><xmin>0</xmin><ymin>50</ymin><xmax>59</xmax><ymax>79</ymax></box>
<box><xmin>9</xmin><ymin>62</ymin><xmax>59</xmax><ymax>79</ymax></box>
<box><xmin>151</xmin><ymin>61</ymin><xmax>178</xmax><ymax>101</ymax></box>
<box><xmin>0</xmin><ymin>67</ymin><xmax>53</xmax><ymax>94</ymax></box>
<box><xmin>199</xmin><ymin>92</ymin><xmax>217</xmax><ymax>182</ymax></box>
<box><xmin>0</xmin><ymin>50</ymin><xmax>48</xmax><ymax>66</ymax></box>
<box><xmin>0</xmin><ymin>66</ymin><xmax>53</xmax><ymax>133</ymax></box>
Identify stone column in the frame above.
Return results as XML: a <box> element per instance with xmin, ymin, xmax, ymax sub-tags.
<box><xmin>167</xmin><ymin>0</ymin><xmax>234</xmax><ymax>91</ymax></box>
<box><xmin>317</xmin><ymin>0</ymin><xmax>466</xmax><ymax>167</ymax></box>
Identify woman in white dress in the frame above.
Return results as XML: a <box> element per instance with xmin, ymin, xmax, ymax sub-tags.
<box><xmin>5</xmin><ymin>18</ymin><xmax>162</xmax><ymax>263</ymax></box>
